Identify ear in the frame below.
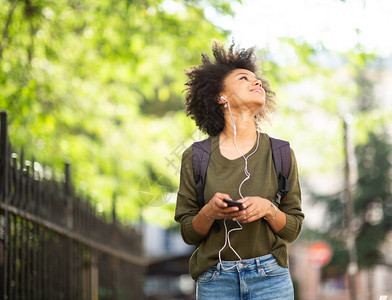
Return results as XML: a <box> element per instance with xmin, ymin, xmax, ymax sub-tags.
<box><xmin>218</xmin><ymin>95</ymin><xmax>227</xmax><ymax>105</ymax></box>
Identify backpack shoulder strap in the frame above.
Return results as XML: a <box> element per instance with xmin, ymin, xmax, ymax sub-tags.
<box><xmin>270</xmin><ymin>137</ymin><xmax>291</xmax><ymax>205</ymax></box>
<box><xmin>192</xmin><ymin>138</ymin><xmax>220</xmax><ymax>232</ymax></box>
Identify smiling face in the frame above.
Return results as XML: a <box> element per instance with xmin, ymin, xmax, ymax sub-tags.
<box><xmin>220</xmin><ymin>69</ymin><xmax>266</xmax><ymax>110</ymax></box>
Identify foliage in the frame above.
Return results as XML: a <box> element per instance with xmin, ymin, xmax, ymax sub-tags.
<box><xmin>309</xmin><ymin>129</ymin><xmax>392</xmax><ymax>271</ymax></box>
<box><xmin>0</xmin><ymin>0</ymin><xmax>236</xmax><ymax>224</ymax></box>
<box><xmin>354</xmin><ymin>131</ymin><xmax>392</xmax><ymax>267</ymax></box>
<box><xmin>301</xmin><ymin>50</ymin><xmax>392</xmax><ymax>270</ymax></box>
<box><xmin>253</xmin><ymin>35</ymin><xmax>392</xmax><ymax>271</ymax></box>
<box><xmin>1</xmin><ymin>0</ymin><xmax>391</xmax><ymax>235</ymax></box>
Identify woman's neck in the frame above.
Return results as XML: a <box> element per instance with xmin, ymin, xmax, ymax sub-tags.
<box><xmin>219</xmin><ymin>112</ymin><xmax>258</xmax><ymax>151</ymax></box>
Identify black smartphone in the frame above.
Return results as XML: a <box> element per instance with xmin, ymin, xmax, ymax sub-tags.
<box><xmin>223</xmin><ymin>199</ymin><xmax>244</xmax><ymax>210</ymax></box>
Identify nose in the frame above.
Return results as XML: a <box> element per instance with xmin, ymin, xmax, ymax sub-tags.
<box><xmin>253</xmin><ymin>78</ymin><xmax>262</xmax><ymax>86</ymax></box>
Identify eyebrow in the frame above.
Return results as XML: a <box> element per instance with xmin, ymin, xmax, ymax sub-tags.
<box><xmin>235</xmin><ymin>72</ymin><xmax>257</xmax><ymax>78</ymax></box>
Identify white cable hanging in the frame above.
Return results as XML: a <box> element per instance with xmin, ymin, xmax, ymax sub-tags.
<box><xmin>218</xmin><ymin>99</ymin><xmax>260</xmax><ymax>270</ymax></box>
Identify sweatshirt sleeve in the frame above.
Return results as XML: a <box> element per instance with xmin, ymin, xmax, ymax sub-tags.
<box><xmin>174</xmin><ymin>146</ymin><xmax>208</xmax><ymax>245</ymax></box>
<box><xmin>275</xmin><ymin>148</ymin><xmax>305</xmax><ymax>243</ymax></box>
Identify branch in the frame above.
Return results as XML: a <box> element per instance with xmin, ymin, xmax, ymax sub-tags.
<box><xmin>0</xmin><ymin>0</ymin><xmax>19</xmax><ymax>60</ymax></box>
<box><xmin>27</xmin><ymin>13</ymin><xmax>36</xmax><ymax>65</ymax></box>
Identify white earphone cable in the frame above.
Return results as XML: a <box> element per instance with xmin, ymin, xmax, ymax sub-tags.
<box><xmin>225</xmin><ymin>99</ymin><xmax>260</xmax><ymax>198</ymax></box>
<box><xmin>218</xmin><ymin>97</ymin><xmax>260</xmax><ymax>269</ymax></box>
<box><xmin>218</xmin><ymin>219</ymin><xmax>243</xmax><ymax>271</ymax></box>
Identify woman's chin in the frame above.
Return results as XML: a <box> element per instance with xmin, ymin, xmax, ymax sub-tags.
<box><xmin>256</xmin><ymin>99</ymin><xmax>266</xmax><ymax>109</ymax></box>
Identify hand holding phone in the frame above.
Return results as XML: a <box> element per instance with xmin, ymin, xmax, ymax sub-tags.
<box><xmin>223</xmin><ymin>199</ymin><xmax>244</xmax><ymax>210</ymax></box>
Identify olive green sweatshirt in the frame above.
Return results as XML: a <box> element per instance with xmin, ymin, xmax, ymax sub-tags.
<box><xmin>174</xmin><ymin>133</ymin><xmax>304</xmax><ymax>280</ymax></box>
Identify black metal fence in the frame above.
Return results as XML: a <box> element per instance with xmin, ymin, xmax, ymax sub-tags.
<box><xmin>0</xmin><ymin>111</ymin><xmax>145</xmax><ymax>299</ymax></box>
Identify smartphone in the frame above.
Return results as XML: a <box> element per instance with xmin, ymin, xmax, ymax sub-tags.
<box><xmin>223</xmin><ymin>199</ymin><xmax>244</xmax><ymax>210</ymax></box>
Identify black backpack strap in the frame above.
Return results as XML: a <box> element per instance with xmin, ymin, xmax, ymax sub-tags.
<box><xmin>192</xmin><ymin>139</ymin><xmax>220</xmax><ymax>232</ymax></box>
<box><xmin>270</xmin><ymin>137</ymin><xmax>291</xmax><ymax>205</ymax></box>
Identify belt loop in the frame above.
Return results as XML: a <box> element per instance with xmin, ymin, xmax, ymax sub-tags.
<box><xmin>256</xmin><ymin>258</ymin><xmax>261</xmax><ymax>274</ymax></box>
<box><xmin>216</xmin><ymin>262</ymin><xmax>221</xmax><ymax>276</ymax></box>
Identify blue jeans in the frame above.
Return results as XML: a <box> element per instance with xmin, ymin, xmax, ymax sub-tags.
<box><xmin>196</xmin><ymin>254</ymin><xmax>294</xmax><ymax>300</ymax></box>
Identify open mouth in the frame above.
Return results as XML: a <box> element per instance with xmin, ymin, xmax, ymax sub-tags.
<box><xmin>251</xmin><ymin>89</ymin><xmax>264</xmax><ymax>94</ymax></box>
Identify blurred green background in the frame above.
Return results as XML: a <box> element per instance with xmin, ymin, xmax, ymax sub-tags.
<box><xmin>0</xmin><ymin>0</ymin><xmax>237</xmax><ymax>224</ymax></box>
<box><xmin>1</xmin><ymin>0</ymin><xmax>392</xmax><ymax>286</ymax></box>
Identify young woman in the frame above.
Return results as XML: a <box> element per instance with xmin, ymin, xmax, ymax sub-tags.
<box><xmin>174</xmin><ymin>41</ymin><xmax>304</xmax><ymax>300</ymax></box>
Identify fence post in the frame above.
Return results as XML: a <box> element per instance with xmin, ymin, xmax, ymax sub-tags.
<box><xmin>65</xmin><ymin>162</ymin><xmax>73</xmax><ymax>230</ymax></box>
<box><xmin>112</xmin><ymin>193</ymin><xmax>117</xmax><ymax>225</ymax></box>
<box><xmin>91</xmin><ymin>253</ymin><xmax>98</xmax><ymax>300</ymax></box>
<box><xmin>0</xmin><ymin>111</ymin><xmax>8</xmax><ymax>300</ymax></box>
<box><xmin>64</xmin><ymin>162</ymin><xmax>73</xmax><ymax>299</ymax></box>
<box><xmin>0</xmin><ymin>111</ymin><xmax>8</xmax><ymax>201</ymax></box>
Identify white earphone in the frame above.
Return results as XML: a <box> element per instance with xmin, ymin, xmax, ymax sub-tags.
<box><xmin>217</xmin><ymin>95</ymin><xmax>261</xmax><ymax>270</ymax></box>
<box><xmin>220</xmin><ymin>96</ymin><xmax>236</xmax><ymax>135</ymax></box>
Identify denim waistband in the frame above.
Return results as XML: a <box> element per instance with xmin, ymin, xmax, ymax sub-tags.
<box><xmin>218</xmin><ymin>253</ymin><xmax>274</xmax><ymax>270</ymax></box>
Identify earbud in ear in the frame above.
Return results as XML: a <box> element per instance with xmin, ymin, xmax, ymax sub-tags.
<box><xmin>221</xmin><ymin>96</ymin><xmax>236</xmax><ymax>136</ymax></box>
<box><xmin>220</xmin><ymin>96</ymin><xmax>228</xmax><ymax>108</ymax></box>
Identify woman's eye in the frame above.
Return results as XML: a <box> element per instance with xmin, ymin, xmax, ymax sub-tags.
<box><xmin>240</xmin><ymin>76</ymin><xmax>247</xmax><ymax>80</ymax></box>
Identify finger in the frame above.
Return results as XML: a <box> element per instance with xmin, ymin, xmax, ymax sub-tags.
<box><xmin>236</xmin><ymin>209</ymin><xmax>257</xmax><ymax>222</ymax></box>
<box><xmin>215</xmin><ymin>192</ymin><xmax>231</xmax><ymax>201</ymax></box>
<box><xmin>240</xmin><ymin>218</ymin><xmax>251</xmax><ymax>224</ymax></box>
<box><xmin>222</xmin><ymin>206</ymin><xmax>240</xmax><ymax>215</ymax></box>
<box><xmin>245</xmin><ymin>210</ymin><xmax>257</xmax><ymax>222</ymax></box>
<box><xmin>226</xmin><ymin>209</ymin><xmax>244</xmax><ymax>219</ymax></box>
<box><xmin>217</xmin><ymin>199</ymin><xmax>230</xmax><ymax>208</ymax></box>
<box><xmin>214</xmin><ymin>193</ymin><xmax>232</xmax><ymax>208</ymax></box>
<box><xmin>231</xmin><ymin>209</ymin><xmax>247</xmax><ymax>221</ymax></box>
<box><xmin>238</xmin><ymin>214</ymin><xmax>252</xmax><ymax>223</ymax></box>
<box><xmin>237</xmin><ymin>197</ymin><xmax>251</xmax><ymax>209</ymax></box>
<box><xmin>210</xmin><ymin>197</ymin><xmax>226</xmax><ymax>208</ymax></box>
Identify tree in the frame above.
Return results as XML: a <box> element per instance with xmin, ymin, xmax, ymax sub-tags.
<box><xmin>0</xmin><ymin>0</ymin><xmax>239</xmax><ymax>223</ymax></box>
<box><xmin>255</xmin><ymin>36</ymin><xmax>392</xmax><ymax>294</ymax></box>
<box><xmin>307</xmin><ymin>51</ymin><xmax>392</xmax><ymax>285</ymax></box>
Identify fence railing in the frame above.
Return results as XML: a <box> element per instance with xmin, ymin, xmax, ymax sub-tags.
<box><xmin>0</xmin><ymin>110</ymin><xmax>146</xmax><ymax>299</ymax></box>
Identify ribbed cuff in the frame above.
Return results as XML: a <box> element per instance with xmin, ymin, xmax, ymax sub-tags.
<box><xmin>182</xmin><ymin>216</ymin><xmax>208</xmax><ymax>245</ymax></box>
<box><xmin>276</xmin><ymin>214</ymin><xmax>299</xmax><ymax>243</ymax></box>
